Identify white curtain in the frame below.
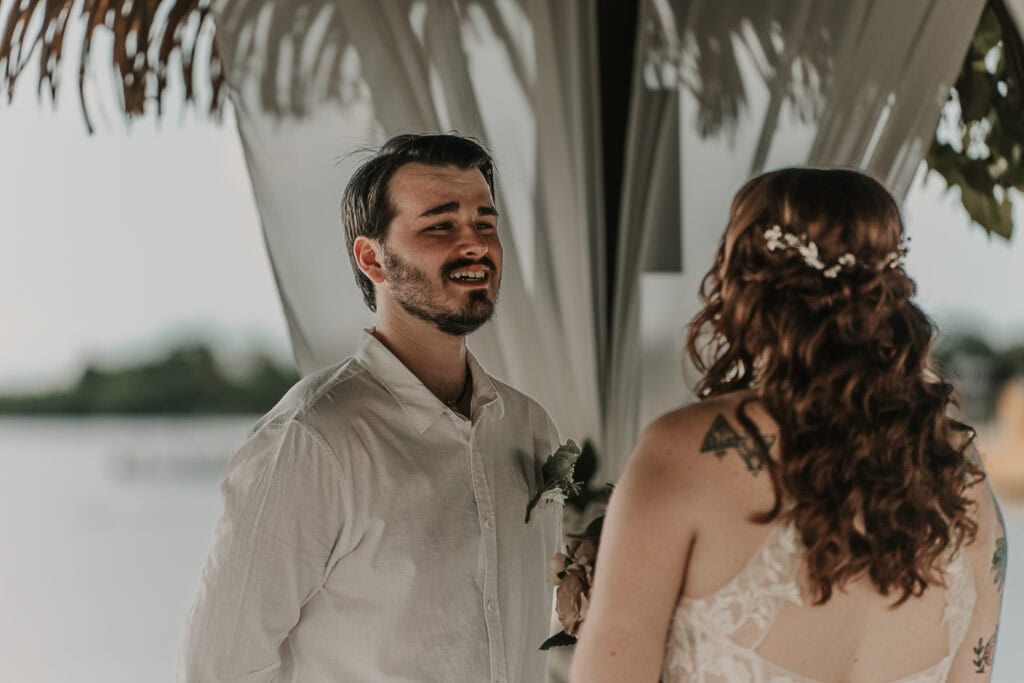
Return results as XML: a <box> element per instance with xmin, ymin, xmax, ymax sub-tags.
<box><xmin>604</xmin><ymin>0</ymin><xmax>986</xmax><ymax>479</ymax></box>
<box><xmin>210</xmin><ymin>0</ymin><xmax>984</xmax><ymax>483</ymax></box>
<box><xmin>1007</xmin><ymin>0</ymin><xmax>1024</xmax><ymax>36</ymax></box>
<box><xmin>210</xmin><ymin>0</ymin><xmax>606</xmax><ymax>449</ymax></box>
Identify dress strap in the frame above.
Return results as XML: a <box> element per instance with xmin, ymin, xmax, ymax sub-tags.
<box><xmin>680</xmin><ymin>520</ymin><xmax>804</xmax><ymax>643</ymax></box>
<box><xmin>747</xmin><ymin>521</ymin><xmax>803</xmax><ymax>649</ymax></box>
<box><xmin>942</xmin><ymin>548</ymin><xmax>976</xmax><ymax>655</ymax></box>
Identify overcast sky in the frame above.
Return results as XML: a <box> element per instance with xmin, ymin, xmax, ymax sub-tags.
<box><xmin>0</xmin><ymin>80</ymin><xmax>291</xmax><ymax>391</ymax></box>
<box><xmin>1</xmin><ymin>73</ymin><xmax>1023</xmax><ymax>393</ymax></box>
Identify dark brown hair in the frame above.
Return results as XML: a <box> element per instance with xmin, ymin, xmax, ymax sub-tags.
<box><xmin>341</xmin><ymin>133</ymin><xmax>495</xmax><ymax>311</ymax></box>
<box><xmin>687</xmin><ymin>167</ymin><xmax>983</xmax><ymax>605</ymax></box>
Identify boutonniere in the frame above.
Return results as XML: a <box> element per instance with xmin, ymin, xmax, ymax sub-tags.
<box><xmin>524</xmin><ymin>439</ymin><xmax>582</xmax><ymax>523</ymax></box>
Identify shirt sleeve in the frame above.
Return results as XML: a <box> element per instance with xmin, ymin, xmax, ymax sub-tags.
<box><xmin>179</xmin><ymin>418</ymin><xmax>346</xmax><ymax>682</ymax></box>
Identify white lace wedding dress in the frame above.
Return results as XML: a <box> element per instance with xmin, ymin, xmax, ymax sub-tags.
<box><xmin>661</xmin><ymin>522</ymin><xmax>976</xmax><ymax>683</ymax></box>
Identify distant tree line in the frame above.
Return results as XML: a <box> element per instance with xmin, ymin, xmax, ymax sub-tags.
<box><xmin>934</xmin><ymin>332</ymin><xmax>1024</xmax><ymax>422</ymax></box>
<box><xmin>2</xmin><ymin>333</ymin><xmax>1017</xmax><ymax>423</ymax></box>
<box><xmin>0</xmin><ymin>344</ymin><xmax>298</xmax><ymax>415</ymax></box>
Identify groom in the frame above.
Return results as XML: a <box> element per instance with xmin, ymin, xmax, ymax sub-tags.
<box><xmin>180</xmin><ymin>133</ymin><xmax>562</xmax><ymax>683</ymax></box>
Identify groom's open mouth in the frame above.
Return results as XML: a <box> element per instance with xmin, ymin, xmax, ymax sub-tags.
<box><xmin>447</xmin><ymin>265</ymin><xmax>491</xmax><ymax>287</ymax></box>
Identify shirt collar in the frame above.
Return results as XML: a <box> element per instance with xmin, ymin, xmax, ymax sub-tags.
<box><xmin>354</xmin><ymin>329</ymin><xmax>504</xmax><ymax>433</ymax></box>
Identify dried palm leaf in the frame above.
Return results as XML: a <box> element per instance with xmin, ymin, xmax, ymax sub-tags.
<box><xmin>0</xmin><ymin>0</ymin><xmax>364</xmax><ymax>128</ymax></box>
<box><xmin>0</xmin><ymin>0</ymin><xmax>224</xmax><ymax>130</ymax></box>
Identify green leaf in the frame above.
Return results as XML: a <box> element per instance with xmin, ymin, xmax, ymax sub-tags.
<box><xmin>958</xmin><ymin>183</ymin><xmax>1014</xmax><ymax>239</ymax></box>
<box><xmin>962</xmin><ymin>65</ymin><xmax>992</xmax><ymax>121</ymax></box>
<box><xmin>992</xmin><ymin>536</ymin><xmax>1007</xmax><ymax>591</ymax></box>
<box><xmin>973</xmin><ymin>8</ymin><xmax>1002</xmax><ymax>53</ymax></box>
<box><xmin>926</xmin><ymin>4</ymin><xmax>1020</xmax><ymax>241</ymax></box>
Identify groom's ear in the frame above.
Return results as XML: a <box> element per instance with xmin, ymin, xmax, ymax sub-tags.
<box><xmin>353</xmin><ymin>236</ymin><xmax>386</xmax><ymax>284</ymax></box>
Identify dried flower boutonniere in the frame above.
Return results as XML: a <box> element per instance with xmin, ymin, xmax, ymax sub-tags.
<box><xmin>540</xmin><ymin>515</ymin><xmax>604</xmax><ymax>649</ymax></box>
<box><xmin>524</xmin><ymin>439</ymin><xmax>582</xmax><ymax>523</ymax></box>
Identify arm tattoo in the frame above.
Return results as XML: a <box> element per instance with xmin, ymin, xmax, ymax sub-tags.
<box><xmin>992</xmin><ymin>536</ymin><xmax>1007</xmax><ymax>592</ymax></box>
<box><xmin>963</xmin><ymin>445</ymin><xmax>1008</xmax><ymax>594</ymax></box>
<box><xmin>700</xmin><ymin>413</ymin><xmax>776</xmax><ymax>476</ymax></box>
<box><xmin>988</xmin><ymin>480</ymin><xmax>1007</xmax><ymax>593</ymax></box>
<box><xmin>972</xmin><ymin>632</ymin><xmax>997</xmax><ymax>673</ymax></box>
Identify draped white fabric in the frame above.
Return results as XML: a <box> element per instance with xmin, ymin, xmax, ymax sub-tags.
<box><xmin>1008</xmin><ymin>0</ymin><xmax>1024</xmax><ymax>36</ymax></box>
<box><xmin>211</xmin><ymin>0</ymin><xmax>605</xmax><ymax>450</ymax></box>
<box><xmin>211</xmin><ymin>0</ymin><xmax>984</xmax><ymax>484</ymax></box>
<box><xmin>604</xmin><ymin>0</ymin><xmax>986</xmax><ymax>478</ymax></box>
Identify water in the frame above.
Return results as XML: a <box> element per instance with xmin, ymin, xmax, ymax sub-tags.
<box><xmin>0</xmin><ymin>417</ymin><xmax>247</xmax><ymax>683</ymax></box>
<box><xmin>0</xmin><ymin>417</ymin><xmax>1022</xmax><ymax>682</ymax></box>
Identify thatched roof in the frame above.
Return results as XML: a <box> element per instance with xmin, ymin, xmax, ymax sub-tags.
<box><xmin>8</xmin><ymin>0</ymin><xmax>1016</xmax><ymax>131</ymax></box>
<box><xmin>0</xmin><ymin>0</ymin><xmax>224</xmax><ymax>131</ymax></box>
<box><xmin>2</xmin><ymin>0</ymin><xmax>1023</xmax><ymax>237</ymax></box>
<box><xmin>0</xmin><ymin>0</ymin><xmax>555</xmax><ymax>129</ymax></box>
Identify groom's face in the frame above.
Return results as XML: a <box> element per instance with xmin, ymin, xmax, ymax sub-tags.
<box><xmin>378</xmin><ymin>162</ymin><xmax>503</xmax><ymax>336</ymax></box>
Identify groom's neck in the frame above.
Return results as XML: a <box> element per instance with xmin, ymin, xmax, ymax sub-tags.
<box><xmin>370</xmin><ymin>312</ymin><xmax>468</xmax><ymax>401</ymax></box>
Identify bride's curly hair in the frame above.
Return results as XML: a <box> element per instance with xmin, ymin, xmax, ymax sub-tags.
<box><xmin>687</xmin><ymin>168</ymin><xmax>984</xmax><ymax>605</ymax></box>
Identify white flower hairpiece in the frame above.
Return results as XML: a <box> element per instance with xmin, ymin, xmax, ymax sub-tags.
<box><xmin>763</xmin><ymin>225</ymin><xmax>906</xmax><ymax>279</ymax></box>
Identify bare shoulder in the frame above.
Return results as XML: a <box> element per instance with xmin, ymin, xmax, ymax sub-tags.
<box><xmin>622</xmin><ymin>391</ymin><xmax>775</xmax><ymax>507</ymax></box>
<box><xmin>964</xmin><ymin>452</ymin><xmax>1008</xmax><ymax>561</ymax></box>
<box><xmin>958</xmin><ymin>442</ymin><xmax>1006</xmax><ymax>533</ymax></box>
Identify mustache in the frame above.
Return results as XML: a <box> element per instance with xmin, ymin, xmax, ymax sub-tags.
<box><xmin>442</xmin><ymin>257</ymin><xmax>497</xmax><ymax>276</ymax></box>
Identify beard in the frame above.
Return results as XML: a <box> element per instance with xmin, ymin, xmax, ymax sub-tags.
<box><xmin>379</xmin><ymin>246</ymin><xmax>499</xmax><ymax>336</ymax></box>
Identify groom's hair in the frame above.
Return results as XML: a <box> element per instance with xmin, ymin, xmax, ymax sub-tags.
<box><xmin>341</xmin><ymin>133</ymin><xmax>496</xmax><ymax>312</ymax></box>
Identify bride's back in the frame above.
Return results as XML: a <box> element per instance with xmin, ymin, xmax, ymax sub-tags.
<box><xmin>662</xmin><ymin>395</ymin><xmax>1001</xmax><ymax>683</ymax></box>
<box><xmin>569</xmin><ymin>169</ymin><xmax>1005</xmax><ymax>683</ymax></box>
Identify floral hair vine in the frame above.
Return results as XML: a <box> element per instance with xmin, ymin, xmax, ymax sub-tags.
<box><xmin>762</xmin><ymin>225</ymin><xmax>908</xmax><ymax>279</ymax></box>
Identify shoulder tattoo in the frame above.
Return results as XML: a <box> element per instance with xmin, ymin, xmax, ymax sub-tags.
<box><xmin>699</xmin><ymin>413</ymin><xmax>776</xmax><ymax>476</ymax></box>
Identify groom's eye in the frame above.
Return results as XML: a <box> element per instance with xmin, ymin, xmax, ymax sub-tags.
<box><xmin>427</xmin><ymin>222</ymin><xmax>452</xmax><ymax>231</ymax></box>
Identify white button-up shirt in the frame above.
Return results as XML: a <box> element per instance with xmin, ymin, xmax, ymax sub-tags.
<box><xmin>180</xmin><ymin>331</ymin><xmax>562</xmax><ymax>682</ymax></box>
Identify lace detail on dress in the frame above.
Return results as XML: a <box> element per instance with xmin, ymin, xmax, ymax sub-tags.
<box><xmin>661</xmin><ymin>523</ymin><xmax>977</xmax><ymax>683</ymax></box>
<box><xmin>891</xmin><ymin>549</ymin><xmax>976</xmax><ymax>683</ymax></box>
<box><xmin>663</xmin><ymin>523</ymin><xmax>812</xmax><ymax>683</ymax></box>
<box><xmin>682</xmin><ymin>523</ymin><xmax>803</xmax><ymax>642</ymax></box>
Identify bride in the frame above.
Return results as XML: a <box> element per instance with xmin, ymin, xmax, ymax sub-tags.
<box><xmin>570</xmin><ymin>168</ymin><xmax>1007</xmax><ymax>682</ymax></box>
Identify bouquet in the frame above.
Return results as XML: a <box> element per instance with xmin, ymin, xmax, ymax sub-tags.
<box><xmin>540</xmin><ymin>515</ymin><xmax>604</xmax><ymax>650</ymax></box>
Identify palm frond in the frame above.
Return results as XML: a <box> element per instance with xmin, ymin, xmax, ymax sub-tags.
<box><xmin>0</xmin><ymin>0</ymin><xmax>360</xmax><ymax>128</ymax></box>
<box><xmin>0</xmin><ymin>0</ymin><xmax>223</xmax><ymax>131</ymax></box>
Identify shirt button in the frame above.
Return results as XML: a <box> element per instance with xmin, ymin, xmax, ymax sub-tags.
<box><xmin>486</xmin><ymin>600</ymin><xmax>497</xmax><ymax>614</ymax></box>
<box><xmin>483</xmin><ymin>516</ymin><xmax>494</xmax><ymax>529</ymax></box>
